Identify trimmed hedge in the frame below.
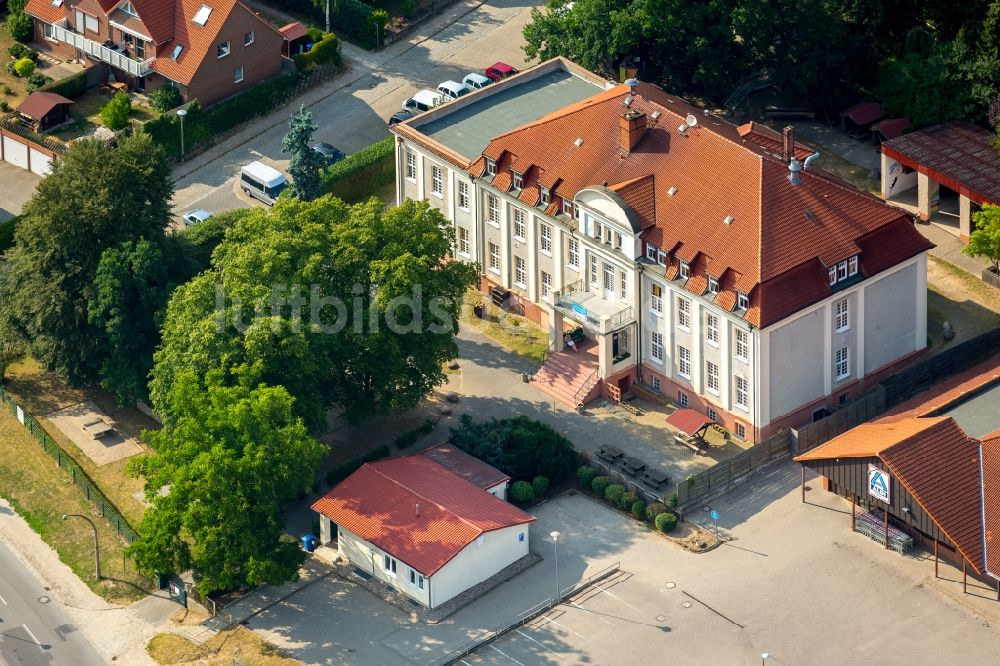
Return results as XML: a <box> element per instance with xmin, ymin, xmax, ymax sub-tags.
<box><xmin>532</xmin><ymin>475</ymin><xmax>549</xmax><ymax>497</ymax></box>
<box><xmin>322</xmin><ymin>137</ymin><xmax>394</xmax><ymax>203</ymax></box>
<box><xmin>0</xmin><ymin>215</ymin><xmax>20</xmax><ymax>254</ymax></box>
<box><xmin>577</xmin><ymin>465</ymin><xmax>599</xmax><ymax>489</ymax></box>
<box><xmin>604</xmin><ymin>483</ymin><xmax>625</xmax><ymax>506</ymax></box>
<box><xmin>39</xmin><ymin>69</ymin><xmax>89</xmax><ymax>99</ymax></box>
<box><xmin>510</xmin><ymin>480</ymin><xmax>535</xmax><ymax>504</ymax></box>
<box><xmin>591</xmin><ymin>475</ymin><xmax>611</xmax><ymax>497</ymax></box>
<box><xmin>294</xmin><ymin>33</ymin><xmax>342</xmax><ymax>71</ymax></box>
<box><xmin>631</xmin><ymin>500</ymin><xmax>647</xmax><ymax>520</ymax></box>
<box><xmin>619</xmin><ymin>491</ymin><xmax>638</xmax><ymax>510</ymax></box>
<box><xmin>324</xmin><ymin>444</ymin><xmax>391</xmax><ymax>486</ymax></box>
<box><xmin>645</xmin><ymin>502</ymin><xmax>667</xmax><ymax>522</ymax></box>
<box><xmin>655</xmin><ymin>512</ymin><xmax>678</xmax><ymax>533</ymax></box>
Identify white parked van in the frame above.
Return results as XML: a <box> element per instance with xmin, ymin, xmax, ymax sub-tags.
<box><xmin>437</xmin><ymin>80</ymin><xmax>471</xmax><ymax>100</ymax></box>
<box><xmin>462</xmin><ymin>73</ymin><xmax>491</xmax><ymax>90</ymax></box>
<box><xmin>402</xmin><ymin>90</ymin><xmax>446</xmax><ymax>113</ymax></box>
<box><xmin>240</xmin><ymin>161</ymin><xmax>288</xmax><ymax>206</ymax></box>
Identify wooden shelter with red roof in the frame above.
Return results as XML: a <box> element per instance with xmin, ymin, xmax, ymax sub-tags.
<box><xmin>24</xmin><ymin>0</ymin><xmax>284</xmax><ymax>107</ymax></box>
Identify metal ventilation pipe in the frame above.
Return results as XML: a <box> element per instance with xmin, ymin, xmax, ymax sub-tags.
<box><xmin>803</xmin><ymin>152</ymin><xmax>821</xmax><ymax>169</ymax></box>
<box><xmin>788</xmin><ymin>159</ymin><xmax>802</xmax><ymax>186</ymax></box>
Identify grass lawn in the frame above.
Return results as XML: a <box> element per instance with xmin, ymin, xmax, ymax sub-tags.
<box><xmin>460</xmin><ymin>288</ymin><xmax>551</xmax><ymax>364</ymax></box>
<box><xmin>0</xmin><ymin>403</ymin><xmax>152</xmax><ymax>604</ymax></box>
<box><xmin>51</xmin><ymin>89</ymin><xmax>159</xmax><ymax>142</ymax></box>
<box><xmin>147</xmin><ymin>626</ymin><xmax>297</xmax><ymax>666</ymax></box>
<box><xmin>3</xmin><ymin>358</ymin><xmax>155</xmax><ymax>528</ymax></box>
<box><xmin>0</xmin><ymin>25</ymin><xmax>33</xmax><ymax>110</ymax></box>
<box><xmin>926</xmin><ymin>255</ymin><xmax>1000</xmax><ymax>351</ymax></box>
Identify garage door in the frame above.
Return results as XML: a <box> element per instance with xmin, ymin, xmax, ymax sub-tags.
<box><xmin>29</xmin><ymin>148</ymin><xmax>52</xmax><ymax>176</ymax></box>
<box><xmin>2</xmin><ymin>136</ymin><xmax>28</xmax><ymax>169</ymax></box>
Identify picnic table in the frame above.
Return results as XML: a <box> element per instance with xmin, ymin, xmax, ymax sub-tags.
<box><xmin>639</xmin><ymin>467</ymin><xmax>670</xmax><ymax>489</ymax></box>
<box><xmin>596</xmin><ymin>444</ymin><xmax>624</xmax><ymax>465</ymax></box>
<box><xmin>619</xmin><ymin>456</ymin><xmax>645</xmax><ymax>476</ymax></box>
<box><xmin>82</xmin><ymin>418</ymin><xmax>114</xmax><ymax>439</ymax></box>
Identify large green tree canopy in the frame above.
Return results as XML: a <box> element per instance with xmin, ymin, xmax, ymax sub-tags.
<box><xmin>150</xmin><ymin>196</ymin><xmax>478</xmax><ymax>430</ymax></box>
<box><xmin>0</xmin><ymin>134</ymin><xmax>173</xmax><ymax>388</ymax></box>
<box><xmin>128</xmin><ymin>369</ymin><xmax>327</xmax><ymax>594</ymax></box>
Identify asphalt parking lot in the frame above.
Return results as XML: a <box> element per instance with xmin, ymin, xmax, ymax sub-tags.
<box><xmin>0</xmin><ymin>162</ymin><xmax>41</xmax><ymax>222</ymax></box>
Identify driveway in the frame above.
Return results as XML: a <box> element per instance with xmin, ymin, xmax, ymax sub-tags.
<box><xmin>0</xmin><ymin>162</ymin><xmax>41</xmax><ymax>222</ymax></box>
<box><xmin>170</xmin><ymin>0</ymin><xmax>540</xmax><ymax>220</ymax></box>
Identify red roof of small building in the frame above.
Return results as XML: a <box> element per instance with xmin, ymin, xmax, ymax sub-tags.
<box><xmin>982</xmin><ymin>430</ymin><xmax>1000</xmax><ymax>575</ymax></box>
<box><xmin>420</xmin><ymin>443</ymin><xmax>510</xmax><ymax>490</ymax></box>
<box><xmin>883</xmin><ymin>121</ymin><xmax>1000</xmax><ymax>205</ymax></box>
<box><xmin>872</xmin><ymin>118</ymin><xmax>911</xmax><ymax>141</ymax></box>
<box><xmin>311</xmin><ymin>456</ymin><xmax>534</xmax><ymax>576</ymax></box>
<box><xmin>278</xmin><ymin>21</ymin><xmax>307</xmax><ymax>41</ymax></box>
<box><xmin>462</xmin><ymin>77</ymin><xmax>930</xmax><ymax>328</ymax></box>
<box><xmin>17</xmin><ymin>92</ymin><xmax>73</xmax><ymax>120</ymax></box>
<box><xmin>666</xmin><ymin>408</ymin><xmax>714</xmax><ymax>436</ymax></box>
<box><xmin>840</xmin><ymin>101</ymin><xmax>884</xmax><ymax>126</ymax></box>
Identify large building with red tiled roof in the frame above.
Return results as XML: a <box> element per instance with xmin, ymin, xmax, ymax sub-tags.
<box><xmin>312</xmin><ymin>454</ymin><xmax>534</xmax><ymax>609</ymax></box>
<box><xmin>392</xmin><ymin>57</ymin><xmax>933</xmax><ymax>441</ymax></box>
<box><xmin>24</xmin><ymin>0</ymin><xmax>283</xmax><ymax>107</ymax></box>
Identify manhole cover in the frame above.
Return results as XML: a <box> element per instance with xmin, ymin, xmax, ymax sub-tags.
<box><xmin>681</xmin><ymin>601</ymin><xmax>692</xmax><ymax>609</ymax></box>
<box><xmin>665</xmin><ymin>582</ymin><xmax>676</xmax><ymax>589</ymax></box>
<box><xmin>702</xmin><ymin>505</ymin><xmax>711</xmax><ymax>512</ymax></box>
<box><xmin>656</xmin><ymin>614</ymin><xmax>667</xmax><ymax>622</ymax></box>
<box><xmin>37</xmin><ymin>595</ymin><xmax>50</xmax><ymax>604</ymax></box>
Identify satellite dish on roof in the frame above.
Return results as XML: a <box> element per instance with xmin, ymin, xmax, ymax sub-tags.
<box><xmin>686</xmin><ymin>114</ymin><xmax>698</xmax><ymax>127</ymax></box>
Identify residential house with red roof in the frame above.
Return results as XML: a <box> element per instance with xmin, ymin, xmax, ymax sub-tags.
<box><xmin>311</xmin><ymin>453</ymin><xmax>534</xmax><ymax>609</ymax></box>
<box><xmin>25</xmin><ymin>0</ymin><xmax>284</xmax><ymax>107</ymax></box>
<box><xmin>392</xmin><ymin>57</ymin><xmax>933</xmax><ymax>442</ymax></box>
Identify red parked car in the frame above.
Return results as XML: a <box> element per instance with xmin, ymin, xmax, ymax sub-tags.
<box><xmin>485</xmin><ymin>62</ymin><xmax>518</xmax><ymax>82</ymax></box>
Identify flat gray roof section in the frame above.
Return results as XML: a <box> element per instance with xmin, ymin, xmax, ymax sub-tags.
<box><xmin>417</xmin><ymin>69</ymin><xmax>605</xmax><ymax>161</ymax></box>
<box><xmin>940</xmin><ymin>380</ymin><xmax>1000</xmax><ymax>438</ymax></box>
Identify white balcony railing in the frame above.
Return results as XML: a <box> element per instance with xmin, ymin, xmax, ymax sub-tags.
<box><xmin>50</xmin><ymin>24</ymin><xmax>153</xmax><ymax>77</ymax></box>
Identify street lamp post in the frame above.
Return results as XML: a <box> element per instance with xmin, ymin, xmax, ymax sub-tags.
<box><xmin>761</xmin><ymin>652</ymin><xmax>770</xmax><ymax>666</ymax></box>
<box><xmin>63</xmin><ymin>514</ymin><xmax>100</xmax><ymax>580</ymax></box>
<box><xmin>176</xmin><ymin>108</ymin><xmax>187</xmax><ymax>162</ymax></box>
<box><xmin>550</xmin><ymin>530</ymin><xmax>561</xmax><ymax>602</ymax></box>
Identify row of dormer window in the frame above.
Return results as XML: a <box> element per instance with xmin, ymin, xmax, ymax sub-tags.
<box><xmin>828</xmin><ymin>256</ymin><xmax>859</xmax><ymax>286</ymax></box>
<box><xmin>646</xmin><ymin>242</ymin><xmax>749</xmax><ymax>310</ymax></box>
<box><xmin>485</xmin><ymin>158</ymin><xmax>557</xmax><ymax>210</ymax></box>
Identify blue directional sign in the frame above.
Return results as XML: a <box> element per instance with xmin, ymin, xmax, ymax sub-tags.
<box><xmin>710</xmin><ymin>510</ymin><xmax>719</xmax><ymax>521</ymax></box>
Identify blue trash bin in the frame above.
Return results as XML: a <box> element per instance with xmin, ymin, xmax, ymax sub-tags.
<box><xmin>301</xmin><ymin>533</ymin><xmax>318</xmax><ymax>553</ymax></box>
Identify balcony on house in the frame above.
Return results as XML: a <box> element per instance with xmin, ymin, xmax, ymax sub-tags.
<box><xmin>553</xmin><ymin>279</ymin><xmax>633</xmax><ymax>334</ymax></box>
<box><xmin>50</xmin><ymin>21</ymin><xmax>153</xmax><ymax>78</ymax></box>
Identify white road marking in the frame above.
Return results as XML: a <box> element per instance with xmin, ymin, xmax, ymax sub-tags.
<box><xmin>23</xmin><ymin>624</ymin><xmax>43</xmax><ymax>650</ymax></box>
<box><xmin>536</xmin><ymin>614</ymin><xmax>590</xmax><ymax>642</ymax></box>
<box><xmin>591</xmin><ymin>582</ymin><xmax>644</xmax><ymax>613</ymax></box>
<box><xmin>460</xmin><ymin>660</ymin><xmax>474</xmax><ymax>665</ymax></box>
<box><xmin>514</xmin><ymin>629</ymin><xmax>558</xmax><ymax>655</ymax></box>
<box><xmin>567</xmin><ymin>600</ymin><xmax>615</xmax><ymax>626</ymax></box>
<box><xmin>489</xmin><ymin>644</ymin><xmax>526</xmax><ymax>665</ymax></box>
<box><xmin>0</xmin><ymin>593</ymin><xmax>7</xmax><ymax>604</ymax></box>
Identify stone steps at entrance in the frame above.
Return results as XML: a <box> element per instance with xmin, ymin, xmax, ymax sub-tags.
<box><xmin>531</xmin><ymin>345</ymin><xmax>599</xmax><ymax>408</ymax></box>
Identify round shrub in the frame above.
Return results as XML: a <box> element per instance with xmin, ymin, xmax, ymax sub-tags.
<box><xmin>577</xmin><ymin>465</ymin><xmax>599</xmax><ymax>489</ymax></box>
<box><xmin>532</xmin><ymin>475</ymin><xmax>549</xmax><ymax>497</ymax></box>
<box><xmin>645</xmin><ymin>502</ymin><xmax>667</xmax><ymax>522</ymax></box>
<box><xmin>631</xmin><ymin>500</ymin><xmax>646</xmax><ymax>520</ymax></box>
<box><xmin>655</xmin><ymin>512</ymin><xmax>678</xmax><ymax>533</ymax></box>
<box><xmin>510</xmin><ymin>480</ymin><xmax>535</xmax><ymax>504</ymax></box>
<box><xmin>591</xmin><ymin>475</ymin><xmax>611</xmax><ymax>497</ymax></box>
<box><xmin>619</xmin><ymin>491</ymin><xmax>638</xmax><ymax>510</ymax></box>
<box><xmin>604</xmin><ymin>484</ymin><xmax>625</xmax><ymax>506</ymax></box>
<box><xmin>13</xmin><ymin>57</ymin><xmax>35</xmax><ymax>78</ymax></box>
<box><xmin>150</xmin><ymin>83</ymin><xmax>183</xmax><ymax>113</ymax></box>
<box><xmin>100</xmin><ymin>91</ymin><xmax>131</xmax><ymax>130</ymax></box>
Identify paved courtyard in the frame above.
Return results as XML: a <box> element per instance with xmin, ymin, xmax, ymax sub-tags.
<box><xmin>0</xmin><ymin>162</ymin><xmax>41</xmax><ymax>222</ymax></box>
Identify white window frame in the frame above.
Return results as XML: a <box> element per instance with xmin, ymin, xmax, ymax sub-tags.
<box><xmin>217</xmin><ymin>40</ymin><xmax>231</xmax><ymax>59</ymax></box>
<box><xmin>735</xmin><ymin>375</ymin><xmax>748</xmax><ymax>410</ymax></box>
<box><xmin>835</xmin><ymin>298</ymin><xmax>849</xmax><ymax>332</ymax></box>
<box><xmin>512</xmin><ymin>208</ymin><xmax>525</xmax><ymax>240</ymax></box>
<box><xmin>651</xmin><ymin>376</ymin><xmax>661</xmax><ymax>392</ymax></box>
<box><xmin>541</xmin><ymin>271</ymin><xmax>552</xmax><ymax>298</ymax></box>
<box><xmin>679</xmin><ymin>261</ymin><xmax>690</xmax><ymax>279</ymax></box>
<box><xmin>735</xmin><ymin>422</ymin><xmax>746</xmax><ymax>439</ymax></box>
<box><xmin>244</xmin><ymin>30</ymin><xmax>255</xmax><ymax>46</ymax></box>
<box><xmin>405</xmin><ymin>151</ymin><xmax>416</xmax><ymax>181</ymax></box>
<box><xmin>488</xmin><ymin>242</ymin><xmax>500</xmax><ymax>273</ymax></box>
<box><xmin>485</xmin><ymin>158</ymin><xmax>496</xmax><ymax>176</ymax></box>
<box><xmin>567</xmin><ymin>238</ymin><xmax>579</xmax><ymax>269</ymax></box>
<box><xmin>539</xmin><ymin>186</ymin><xmax>550</xmax><ymax>205</ymax></box>
<box><xmin>838</xmin><ymin>260</ymin><xmax>848</xmax><ymax>281</ymax></box>
<box><xmin>707</xmin><ymin>275</ymin><xmax>719</xmax><ymax>294</ymax></box>
<box><xmin>650</xmin><ymin>284</ymin><xmax>662</xmax><ymax>315</ymax></box>
<box><xmin>590</xmin><ymin>255</ymin><xmax>599</xmax><ymax>286</ymax></box>
<box><xmin>458</xmin><ymin>180</ymin><xmax>469</xmax><ymax>209</ymax></box>
<box><xmin>678</xmin><ymin>346</ymin><xmax>691</xmax><ymax>378</ymax></box>
<box><xmin>562</xmin><ymin>198</ymin><xmax>573</xmax><ymax>216</ymax></box>
<box><xmin>487</xmin><ymin>194</ymin><xmax>500</xmax><ymax>226</ymax></box>
<box><xmin>383</xmin><ymin>554</ymin><xmax>398</xmax><ymax>576</ymax></box>
<box><xmin>84</xmin><ymin>12</ymin><xmax>99</xmax><ymax>33</ymax></box>
<box><xmin>706</xmin><ymin>313</ymin><xmax>719</xmax><ymax>346</ymax></box>
<box><xmin>619</xmin><ymin>270</ymin><xmax>627</xmax><ymax>300</ymax></box>
<box><xmin>603</xmin><ymin>264</ymin><xmax>614</xmax><ymax>292</ymax></box>
<box><xmin>657</xmin><ymin>250</ymin><xmax>667</xmax><ymax>266</ymax></box>
<box><xmin>540</xmin><ymin>223</ymin><xmax>552</xmax><ymax>254</ymax></box>
<box><xmin>706</xmin><ymin>361</ymin><xmax>719</xmax><ymax>394</ymax></box>
<box><xmin>512</xmin><ymin>171</ymin><xmax>523</xmax><ymax>191</ymax></box>
<box><xmin>646</xmin><ymin>243</ymin><xmax>657</xmax><ymax>261</ymax></box>
<box><xmin>848</xmin><ymin>256</ymin><xmax>859</xmax><ymax>276</ymax></box>
<box><xmin>735</xmin><ymin>328</ymin><xmax>749</xmax><ymax>362</ymax></box>
<box><xmin>678</xmin><ymin>391</ymin><xmax>689</xmax><ymax>408</ymax></box>
<box><xmin>514</xmin><ymin>256</ymin><xmax>526</xmax><ymax>288</ymax></box>
<box><xmin>650</xmin><ymin>331</ymin><xmax>664</xmax><ymax>363</ymax></box>
<box><xmin>677</xmin><ymin>297</ymin><xmax>690</xmax><ymax>329</ymax></box>
<box><xmin>828</xmin><ymin>266</ymin><xmax>837</xmax><ymax>286</ymax></box>
<box><xmin>431</xmin><ymin>165</ymin><xmax>443</xmax><ymax>196</ymax></box>
<box><xmin>614</xmin><ymin>232</ymin><xmax>622</xmax><ymax>250</ymax></box>
<box><xmin>835</xmin><ymin>346</ymin><xmax>850</xmax><ymax>380</ymax></box>
<box><xmin>458</xmin><ymin>227</ymin><xmax>470</xmax><ymax>257</ymax></box>
<box><xmin>737</xmin><ymin>291</ymin><xmax>749</xmax><ymax>310</ymax></box>
<box><xmin>409</xmin><ymin>569</ymin><xmax>424</xmax><ymax>589</ymax></box>
<box><xmin>234</xmin><ymin>65</ymin><xmax>244</xmax><ymax>83</ymax></box>
<box><xmin>708</xmin><ymin>407</ymin><xmax>717</xmax><ymax>421</ymax></box>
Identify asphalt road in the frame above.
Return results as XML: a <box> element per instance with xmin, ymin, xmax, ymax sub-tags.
<box><xmin>0</xmin><ymin>542</ymin><xmax>105</xmax><ymax>666</ymax></box>
<box><xmin>170</xmin><ymin>0</ymin><xmax>539</xmax><ymax>221</ymax></box>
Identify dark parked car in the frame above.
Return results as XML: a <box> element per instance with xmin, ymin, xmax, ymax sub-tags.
<box><xmin>312</xmin><ymin>142</ymin><xmax>345</xmax><ymax>165</ymax></box>
<box><xmin>388</xmin><ymin>110</ymin><xmax>414</xmax><ymax>125</ymax></box>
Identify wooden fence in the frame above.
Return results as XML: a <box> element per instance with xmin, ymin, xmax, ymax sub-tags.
<box><xmin>792</xmin><ymin>387</ymin><xmax>886</xmax><ymax>455</ymax></box>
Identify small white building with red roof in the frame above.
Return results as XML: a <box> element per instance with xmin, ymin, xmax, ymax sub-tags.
<box><xmin>311</xmin><ymin>452</ymin><xmax>534</xmax><ymax>609</ymax></box>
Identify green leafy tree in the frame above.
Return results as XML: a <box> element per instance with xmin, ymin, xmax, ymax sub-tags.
<box><xmin>0</xmin><ymin>305</ymin><xmax>26</xmax><ymax>380</ymax></box>
<box><xmin>149</xmin><ymin>84</ymin><xmax>183</xmax><ymax>113</ymax></box>
<box><xmin>877</xmin><ymin>39</ymin><xmax>969</xmax><ymax>127</ymax></box>
<box><xmin>0</xmin><ymin>134</ymin><xmax>172</xmax><ymax>383</ymax></box>
<box><xmin>449</xmin><ymin>415</ymin><xmax>577</xmax><ymax>483</ymax></box>
<box><xmin>5</xmin><ymin>0</ymin><xmax>34</xmax><ymax>42</ymax></box>
<box><xmin>150</xmin><ymin>197</ymin><xmax>477</xmax><ymax>430</ymax></box>
<box><xmin>370</xmin><ymin>8</ymin><xmax>388</xmax><ymax>47</ymax></box>
<box><xmin>281</xmin><ymin>106</ymin><xmax>325</xmax><ymax>201</ymax></box>
<box><xmin>128</xmin><ymin>370</ymin><xmax>327</xmax><ymax>595</ymax></box>
<box><xmin>964</xmin><ymin>204</ymin><xmax>1000</xmax><ymax>273</ymax></box>
<box><xmin>100</xmin><ymin>92</ymin><xmax>131</xmax><ymax>130</ymax></box>
<box><xmin>89</xmin><ymin>240</ymin><xmax>173</xmax><ymax>404</ymax></box>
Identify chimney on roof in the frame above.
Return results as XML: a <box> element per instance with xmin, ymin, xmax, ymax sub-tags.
<box><xmin>782</xmin><ymin>125</ymin><xmax>794</xmax><ymax>163</ymax></box>
<box><xmin>620</xmin><ymin>109</ymin><xmax>647</xmax><ymax>154</ymax></box>
<box><xmin>415</xmin><ymin>503</ymin><xmax>420</xmax><ymax>517</ymax></box>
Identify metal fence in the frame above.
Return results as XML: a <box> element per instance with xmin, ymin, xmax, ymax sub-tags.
<box><xmin>0</xmin><ymin>384</ymin><xmax>139</xmax><ymax>543</ymax></box>
<box><xmin>676</xmin><ymin>430</ymin><xmax>791</xmax><ymax>510</ymax></box>
<box><xmin>425</xmin><ymin>562</ymin><xmax>621</xmax><ymax>666</ymax></box>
